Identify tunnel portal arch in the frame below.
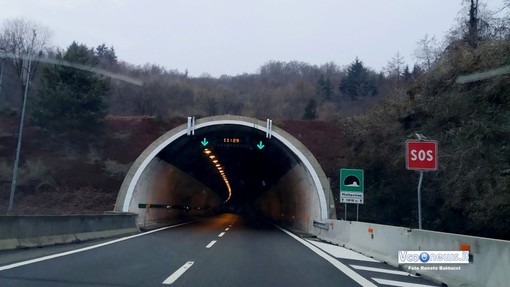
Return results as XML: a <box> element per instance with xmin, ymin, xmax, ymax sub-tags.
<box><xmin>115</xmin><ymin>115</ymin><xmax>335</xmax><ymax>229</ymax></box>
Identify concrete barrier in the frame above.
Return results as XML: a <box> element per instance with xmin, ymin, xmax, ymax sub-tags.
<box><xmin>0</xmin><ymin>213</ymin><xmax>139</xmax><ymax>251</ymax></box>
<box><xmin>316</xmin><ymin>220</ymin><xmax>510</xmax><ymax>287</ymax></box>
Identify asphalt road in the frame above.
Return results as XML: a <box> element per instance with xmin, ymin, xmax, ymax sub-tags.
<box><xmin>0</xmin><ymin>214</ymin><xmax>440</xmax><ymax>287</ymax></box>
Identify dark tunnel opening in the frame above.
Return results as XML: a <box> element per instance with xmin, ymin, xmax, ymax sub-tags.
<box><xmin>157</xmin><ymin>125</ymin><xmax>299</xmax><ymax>212</ymax></box>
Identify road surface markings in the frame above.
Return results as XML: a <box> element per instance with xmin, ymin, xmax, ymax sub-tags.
<box><xmin>162</xmin><ymin>261</ymin><xmax>194</xmax><ymax>285</ymax></box>
<box><xmin>306</xmin><ymin>240</ymin><xmax>437</xmax><ymax>286</ymax></box>
<box><xmin>276</xmin><ymin>226</ymin><xmax>377</xmax><ymax>287</ymax></box>
<box><xmin>206</xmin><ymin>240</ymin><xmax>217</xmax><ymax>248</ymax></box>
<box><xmin>218</xmin><ymin>232</ymin><xmax>225</xmax><ymax>237</ymax></box>
<box><xmin>306</xmin><ymin>240</ymin><xmax>378</xmax><ymax>262</ymax></box>
<box><xmin>350</xmin><ymin>265</ymin><xmax>417</xmax><ymax>277</ymax></box>
<box><xmin>225</xmin><ymin>228</ymin><xmax>229</xmax><ymax>231</ymax></box>
<box><xmin>372</xmin><ymin>278</ymin><xmax>438</xmax><ymax>287</ymax></box>
<box><xmin>0</xmin><ymin>221</ymin><xmax>196</xmax><ymax>272</ymax></box>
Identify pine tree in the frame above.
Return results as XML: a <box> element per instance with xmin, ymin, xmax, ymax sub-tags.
<box><xmin>316</xmin><ymin>74</ymin><xmax>333</xmax><ymax>100</ymax></box>
<box><xmin>339</xmin><ymin>58</ymin><xmax>377</xmax><ymax>101</ymax></box>
<box><xmin>32</xmin><ymin>42</ymin><xmax>109</xmax><ymax>132</ymax></box>
<box><xmin>302</xmin><ymin>98</ymin><xmax>318</xmax><ymax>120</ymax></box>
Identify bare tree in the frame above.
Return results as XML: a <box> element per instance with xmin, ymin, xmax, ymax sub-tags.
<box><xmin>0</xmin><ymin>18</ymin><xmax>51</xmax><ymax>100</ymax></box>
<box><xmin>414</xmin><ymin>34</ymin><xmax>439</xmax><ymax>70</ymax></box>
<box><xmin>385</xmin><ymin>52</ymin><xmax>405</xmax><ymax>89</ymax></box>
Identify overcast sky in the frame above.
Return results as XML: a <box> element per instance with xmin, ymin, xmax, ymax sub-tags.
<box><xmin>0</xmin><ymin>0</ymin><xmax>506</xmax><ymax>77</ymax></box>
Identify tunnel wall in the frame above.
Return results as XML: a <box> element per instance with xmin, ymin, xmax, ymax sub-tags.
<box><xmin>256</xmin><ymin>163</ymin><xmax>319</xmax><ymax>233</ymax></box>
<box><xmin>129</xmin><ymin>157</ymin><xmax>220</xmax><ymax>229</ymax></box>
<box><xmin>115</xmin><ymin>115</ymin><xmax>336</xmax><ymax>229</ymax></box>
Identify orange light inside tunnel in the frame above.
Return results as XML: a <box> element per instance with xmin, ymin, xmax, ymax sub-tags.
<box><xmin>204</xmin><ymin>153</ymin><xmax>231</xmax><ymax>203</ymax></box>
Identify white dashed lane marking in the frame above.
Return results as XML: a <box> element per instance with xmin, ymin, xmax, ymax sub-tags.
<box><xmin>162</xmin><ymin>261</ymin><xmax>194</xmax><ymax>285</ymax></box>
<box><xmin>206</xmin><ymin>240</ymin><xmax>217</xmax><ymax>249</ymax></box>
<box><xmin>218</xmin><ymin>232</ymin><xmax>225</xmax><ymax>237</ymax></box>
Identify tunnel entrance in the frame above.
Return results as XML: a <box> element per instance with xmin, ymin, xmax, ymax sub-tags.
<box><xmin>114</xmin><ymin>115</ymin><xmax>335</xmax><ymax>233</ymax></box>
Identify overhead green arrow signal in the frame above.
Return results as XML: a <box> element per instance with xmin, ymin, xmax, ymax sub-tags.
<box><xmin>201</xmin><ymin>138</ymin><xmax>209</xmax><ymax>147</ymax></box>
<box><xmin>257</xmin><ymin>141</ymin><xmax>265</xmax><ymax>150</ymax></box>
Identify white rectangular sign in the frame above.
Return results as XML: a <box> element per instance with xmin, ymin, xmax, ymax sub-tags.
<box><xmin>398</xmin><ymin>251</ymin><xmax>469</xmax><ymax>264</ymax></box>
<box><xmin>340</xmin><ymin>191</ymin><xmax>364</xmax><ymax>204</ymax></box>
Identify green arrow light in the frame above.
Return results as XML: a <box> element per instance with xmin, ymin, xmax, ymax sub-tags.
<box><xmin>201</xmin><ymin>138</ymin><xmax>209</xmax><ymax>147</ymax></box>
<box><xmin>257</xmin><ymin>141</ymin><xmax>265</xmax><ymax>150</ymax></box>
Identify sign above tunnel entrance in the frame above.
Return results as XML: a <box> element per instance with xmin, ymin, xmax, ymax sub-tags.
<box><xmin>197</xmin><ymin>133</ymin><xmax>268</xmax><ymax>150</ymax></box>
<box><xmin>340</xmin><ymin>169</ymin><xmax>364</xmax><ymax>204</ymax></box>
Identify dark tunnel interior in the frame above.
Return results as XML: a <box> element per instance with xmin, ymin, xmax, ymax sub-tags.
<box><xmin>157</xmin><ymin>125</ymin><xmax>300</xmax><ymax>210</ymax></box>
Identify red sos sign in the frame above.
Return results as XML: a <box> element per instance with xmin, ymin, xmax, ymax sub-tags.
<box><xmin>406</xmin><ymin>141</ymin><xmax>438</xmax><ymax>171</ymax></box>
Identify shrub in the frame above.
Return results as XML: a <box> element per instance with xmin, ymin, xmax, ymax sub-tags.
<box><xmin>103</xmin><ymin>159</ymin><xmax>131</xmax><ymax>178</ymax></box>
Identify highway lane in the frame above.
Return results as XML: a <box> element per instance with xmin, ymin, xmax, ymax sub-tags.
<box><xmin>0</xmin><ymin>213</ymin><xmax>437</xmax><ymax>286</ymax></box>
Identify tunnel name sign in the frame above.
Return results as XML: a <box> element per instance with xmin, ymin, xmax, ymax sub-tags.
<box><xmin>340</xmin><ymin>169</ymin><xmax>364</xmax><ymax>204</ymax></box>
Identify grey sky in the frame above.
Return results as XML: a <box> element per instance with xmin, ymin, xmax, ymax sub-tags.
<box><xmin>0</xmin><ymin>0</ymin><xmax>505</xmax><ymax>77</ymax></box>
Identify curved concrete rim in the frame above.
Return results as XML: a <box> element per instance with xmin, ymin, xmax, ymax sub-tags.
<box><xmin>117</xmin><ymin>115</ymin><xmax>330</xmax><ymax>220</ymax></box>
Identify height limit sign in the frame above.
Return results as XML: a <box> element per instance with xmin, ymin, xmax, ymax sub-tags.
<box><xmin>340</xmin><ymin>169</ymin><xmax>364</xmax><ymax>204</ymax></box>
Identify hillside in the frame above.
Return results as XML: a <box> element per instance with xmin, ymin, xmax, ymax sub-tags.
<box><xmin>0</xmin><ymin>115</ymin><xmax>347</xmax><ymax>216</ymax></box>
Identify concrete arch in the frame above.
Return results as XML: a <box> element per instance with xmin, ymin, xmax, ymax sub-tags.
<box><xmin>115</xmin><ymin>115</ymin><xmax>335</xmax><ymax>229</ymax></box>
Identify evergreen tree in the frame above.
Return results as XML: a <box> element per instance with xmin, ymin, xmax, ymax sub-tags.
<box><xmin>95</xmin><ymin>43</ymin><xmax>118</xmax><ymax>68</ymax></box>
<box><xmin>32</xmin><ymin>42</ymin><xmax>109</xmax><ymax>132</ymax></box>
<box><xmin>339</xmin><ymin>58</ymin><xmax>377</xmax><ymax>101</ymax></box>
<box><xmin>302</xmin><ymin>98</ymin><xmax>318</xmax><ymax>120</ymax></box>
<box><xmin>316</xmin><ymin>74</ymin><xmax>333</xmax><ymax>100</ymax></box>
<box><xmin>402</xmin><ymin>65</ymin><xmax>412</xmax><ymax>82</ymax></box>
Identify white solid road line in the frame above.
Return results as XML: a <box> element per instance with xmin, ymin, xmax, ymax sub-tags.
<box><xmin>218</xmin><ymin>232</ymin><xmax>225</xmax><ymax>237</ymax></box>
<box><xmin>372</xmin><ymin>278</ymin><xmax>438</xmax><ymax>287</ymax></box>
<box><xmin>350</xmin><ymin>265</ymin><xmax>417</xmax><ymax>277</ymax></box>
<box><xmin>162</xmin><ymin>261</ymin><xmax>194</xmax><ymax>285</ymax></box>
<box><xmin>307</xmin><ymin>240</ymin><xmax>379</xmax><ymax>262</ymax></box>
<box><xmin>206</xmin><ymin>240</ymin><xmax>217</xmax><ymax>248</ymax></box>
<box><xmin>275</xmin><ymin>226</ymin><xmax>377</xmax><ymax>287</ymax></box>
<box><xmin>0</xmin><ymin>221</ymin><xmax>196</xmax><ymax>272</ymax></box>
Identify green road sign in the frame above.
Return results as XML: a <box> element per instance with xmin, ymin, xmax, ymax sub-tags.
<box><xmin>340</xmin><ymin>169</ymin><xmax>364</xmax><ymax>192</ymax></box>
<box><xmin>340</xmin><ymin>168</ymin><xmax>364</xmax><ymax>204</ymax></box>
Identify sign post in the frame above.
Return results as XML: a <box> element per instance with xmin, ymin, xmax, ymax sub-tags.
<box><xmin>406</xmin><ymin>140</ymin><xmax>438</xmax><ymax>229</ymax></box>
<box><xmin>340</xmin><ymin>169</ymin><xmax>364</xmax><ymax>220</ymax></box>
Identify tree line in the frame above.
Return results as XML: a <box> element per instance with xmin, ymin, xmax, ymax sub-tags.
<box><xmin>0</xmin><ymin>19</ymin><xmax>432</xmax><ymax>132</ymax></box>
